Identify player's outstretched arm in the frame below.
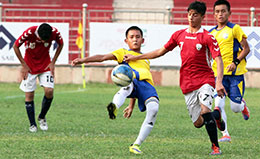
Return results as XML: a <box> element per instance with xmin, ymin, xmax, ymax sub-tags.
<box><xmin>124</xmin><ymin>47</ymin><xmax>168</xmax><ymax>62</ymax></box>
<box><xmin>123</xmin><ymin>98</ymin><xmax>136</xmax><ymax>119</ymax></box>
<box><xmin>215</xmin><ymin>56</ymin><xmax>227</xmax><ymax>97</ymax></box>
<box><xmin>71</xmin><ymin>53</ymin><xmax>116</xmax><ymax>66</ymax></box>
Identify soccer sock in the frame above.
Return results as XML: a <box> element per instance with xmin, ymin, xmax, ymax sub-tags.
<box><xmin>211</xmin><ymin>109</ymin><xmax>220</xmax><ymax>120</ymax></box>
<box><xmin>38</xmin><ymin>96</ymin><xmax>53</xmax><ymax>119</ymax></box>
<box><xmin>25</xmin><ymin>101</ymin><xmax>36</xmax><ymax>126</ymax></box>
<box><xmin>134</xmin><ymin>99</ymin><xmax>159</xmax><ymax>145</ymax></box>
<box><xmin>112</xmin><ymin>82</ymin><xmax>133</xmax><ymax>109</ymax></box>
<box><xmin>215</xmin><ymin>96</ymin><xmax>228</xmax><ymax>134</ymax></box>
<box><xmin>202</xmin><ymin>112</ymin><xmax>219</xmax><ymax>147</ymax></box>
<box><xmin>230</xmin><ymin>100</ymin><xmax>244</xmax><ymax>113</ymax></box>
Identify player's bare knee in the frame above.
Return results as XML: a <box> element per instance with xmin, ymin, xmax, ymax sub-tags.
<box><xmin>194</xmin><ymin>116</ymin><xmax>204</xmax><ymax>128</ymax></box>
<box><xmin>44</xmin><ymin>88</ymin><xmax>53</xmax><ymax>98</ymax></box>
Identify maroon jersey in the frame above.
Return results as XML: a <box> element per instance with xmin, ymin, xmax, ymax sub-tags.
<box><xmin>15</xmin><ymin>26</ymin><xmax>63</xmax><ymax>74</ymax></box>
<box><xmin>164</xmin><ymin>28</ymin><xmax>221</xmax><ymax>94</ymax></box>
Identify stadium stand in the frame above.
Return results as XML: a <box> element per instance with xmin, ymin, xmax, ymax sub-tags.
<box><xmin>1</xmin><ymin>0</ymin><xmax>114</xmax><ymax>62</ymax></box>
<box><xmin>0</xmin><ymin>0</ymin><xmax>258</xmax><ymax>62</ymax></box>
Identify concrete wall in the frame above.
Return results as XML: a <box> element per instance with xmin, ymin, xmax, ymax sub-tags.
<box><xmin>0</xmin><ymin>64</ymin><xmax>260</xmax><ymax>88</ymax></box>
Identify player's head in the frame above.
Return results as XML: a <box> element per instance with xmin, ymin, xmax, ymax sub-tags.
<box><xmin>38</xmin><ymin>23</ymin><xmax>52</xmax><ymax>41</ymax></box>
<box><xmin>125</xmin><ymin>26</ymin><xmax>144</xmax><ymax>52</ymax></box>
<box><xmin>125</xmin><ymin>26</ymin><xmax>143</xmax><ymax>38</ymax></box>
<box><xmin>187</xmin><ymin>1</ymin><xmax>206</xmax><ymax>16</ymax></box>
<box><xmin>214</xmin><ymin>0</ymin><xmax>230</xmax><ymax>12</ymax></box>
<box><xmin>187</xmin><ymin>1</ymin><xmax>206</xmax><ymax>28</ymax></box>
<box><xmin>213</xmin><ymin>0</ymin><xmax>231</xmax><ymax>24</ymax></box>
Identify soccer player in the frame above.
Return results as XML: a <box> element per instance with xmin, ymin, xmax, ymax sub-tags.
<box><xmin>124</xmin><ymin>1</ymin><xmax>226</xmax><ymax>155</ymax></box>
<box><xmin>71</xmin><ymin>26</ymin><xmax>159</xmax><ymax>155</ymax></box>
<box><xmin>13</xmin><ymin>23</ymin><xmax>64</xmax><ymax>132</ymax></box>
<box><xmin>209</xmin><ymin>0</ymin><xmax>250</xmax><ymax>142</ymax></box>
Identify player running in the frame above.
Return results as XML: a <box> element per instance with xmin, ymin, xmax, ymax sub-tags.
<box><xmin>71</xmin><ymin>26</ymin><xmax>159</xmax><ymax>155</ymax></box>
<box><xmin>13</xmin><ymin>23</ymin><xmax>63</xmax><ymax>132</ymax></box>
<box><xmin>125</xmin><ymin>1</ymin><xmax>226</xmax><ymax>155</ymax></box>
<box><xmin>209</xmin><ymin>0</ymin><xmax>250</xmax><ymax>142</ymax></box>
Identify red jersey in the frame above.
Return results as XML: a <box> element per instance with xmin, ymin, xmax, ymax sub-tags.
<box><xmin>164</xmin><ymin>28</ymin><xmax>221</xmax><ymax>94</ymax></box>
<box><xmin>15</xmin><ymin>26</ymin><xmax>63</xmax><ymax>74</ymax></box>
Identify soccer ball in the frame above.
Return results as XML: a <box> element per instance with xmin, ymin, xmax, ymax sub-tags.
<box><xmin>111</xmin><ymin>64</ymin><xmax>133</xmax><ymax>87</ymax></box>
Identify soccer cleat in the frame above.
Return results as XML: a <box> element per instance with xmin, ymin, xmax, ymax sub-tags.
<box><xmin>129</xmin><ymin>144</ymin><xmax>142</xmax><ymax>154</ymax></box>
<box><xmin>214</xmin><ymin>107</ymin><xmax>225</xmax><ymax>131</ymax></box>
<box><xmin>218</xmin><ymin>135</ymin><xmax>231</xmax><ymax>142</ymax></box>
<box><xmin>38</xmin><ymin>118</ymin><xmax>48</xmax><ymax>131</ymax></box>
<box><xmin>241</xmin><ymin>99</ymin><xmax>250</xmax><ymax>120</ymax></box>
<box><xmin>29</xmin><ymin>125</ymin><xmax>37</xmax><ymax>133</ymax></box>
<box><xmin>210</xmin><ymin>144</ymin><xmax>222</xmax><ymax>155</ymax></box>
<box><xmin>107</xmin><ymin>102</ymin><xmax>117</xmax><ymax>120</ymax></box>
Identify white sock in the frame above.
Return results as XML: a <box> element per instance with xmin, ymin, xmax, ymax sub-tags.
<box><xmin>230</xmin><ymin>100</ymin><xmax>244</xmax><ymax>113</ymax></box>
<box><xmin>215</xmin><ymin>96</ymin><xmax>229</xmax><ymax>136</ymax></box>
<box><xmin>133</xmin><ymin>98</ymin><xmax>159</xmax><ymax>146</ymax></box>
<box><xmin>112</xmin><ymin>82</ymin><xmax>133</xmax><ymax>109</ymax></box>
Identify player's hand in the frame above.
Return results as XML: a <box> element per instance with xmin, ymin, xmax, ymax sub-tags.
<box><xmin>226</xmin><ymin>63</ymin><xmax>236</xmax><ymax>72</ymax></box>
<box><xmin>216</xmin><ymin>81</ymin><xmax>227</xmax><ymax>98</ymax></box>
<box><xmin>124</xmin><ymin>54</ymin><xmax>136</xmax><ymax>63</ymax></box>
<box><xmin>71</xmin><ymin>58</ymin><xmax>83</xmax><ymax>66</ymax></box>
<box><xmin>123</xmin><ymin>106</ymin><xmax>133</xmax><ymax>119</ymax></box>
<box><xmin>21</xmin><ymin>64</ymin><xmax>31</xmax><ymax>80</ymax></box>
<box><xmin>45</xmin><ymin>62</ymin><xmax>55</xmax><ymax>77</ymax></box>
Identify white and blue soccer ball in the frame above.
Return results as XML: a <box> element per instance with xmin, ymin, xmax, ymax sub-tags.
<box><xmin>111</xmin><ymin>64</ymin><xmax>133</xmax><ymax>87</ymax></box>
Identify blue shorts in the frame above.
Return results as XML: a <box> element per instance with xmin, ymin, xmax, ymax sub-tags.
<box><xmin>222</xmin><ymin>75</ymin><xmax>245</xmax><ymax>103</ymax></box>
<box><xmin>128</xmin><ymin>79</ymin><xmax>159</xmax><ymax>112</ymax></box>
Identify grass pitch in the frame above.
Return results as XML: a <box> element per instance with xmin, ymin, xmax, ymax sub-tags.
<box><xmin>0</xmin><ymin>82</ymin><xmax>259</xmax><ymax>159</ymax></box>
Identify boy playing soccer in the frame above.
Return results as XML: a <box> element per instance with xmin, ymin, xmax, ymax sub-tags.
<box><xmin>209</xmin><ymin>0</ymin><xmax>250</xmax><ymax>142</ymax></box>
<box><xmin>13</xmin><ymin>23</ymin><xmax>64</xmax><ymax>132</ymax></box>
<box><xmin>71</xmin><ymin>26</ymin><xmax>159</xmax><ymax>154</ymax></box>
<box><xmin>124</xmin><ymin>1</ymin><xmax>226</xmax><ymax>155</ymax></box>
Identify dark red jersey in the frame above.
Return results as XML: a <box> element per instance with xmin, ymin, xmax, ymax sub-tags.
<box><xmin>164</xmin><ymin>28</ymin><xmax>221</xmax><ymax>94</ymax></box>
<box><xmin>15</xmin><ymin>26</ymin><xmax>63</xmax><ymax>74</ymax></box>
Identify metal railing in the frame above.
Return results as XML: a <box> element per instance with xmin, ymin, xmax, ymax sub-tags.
<box><xmin>0</xmin><ymin>3</ymin><xmax>258</xmax><ymax>62</ymax></box>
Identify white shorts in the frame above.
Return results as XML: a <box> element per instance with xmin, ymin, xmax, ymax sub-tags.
<box><xmin>184</xmin><ymin>84</ymin><xmax>215</xmax><ymax>123</ymax></box>
<box><xmin>20</xmin><ymin>71</ymin><xmax>54</xmax><ymax>92</ymax></box>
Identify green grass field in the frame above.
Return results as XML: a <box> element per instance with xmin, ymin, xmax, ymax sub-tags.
<box><xmin>0</xmin><ymin>82</ymin><xmax>259</xmax><ymax>159</ymax></box>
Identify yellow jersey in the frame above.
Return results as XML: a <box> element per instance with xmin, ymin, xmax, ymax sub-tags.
<box><xmin>112</xmin><ymin>48</ymin><xmax>154</xmax><ymax>85</ymax></box>
<box><xmin>210</xmin><ymin>22</ymin><xmax>247</xmax><ymax>76</ymax></box>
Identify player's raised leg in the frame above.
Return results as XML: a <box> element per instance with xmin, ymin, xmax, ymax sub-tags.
<box><xmin>107</xmin><ymin>83</ymin><xmax>133</xmax><ymax>119</ymax></box>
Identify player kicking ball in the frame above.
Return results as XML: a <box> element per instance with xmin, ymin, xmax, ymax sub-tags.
<box><xmin>71</xmin><ymin>26</ymin><xmax>159</xmax><ymax>155</ymax></box>
<box><xmin>13</xmin><ymin>23</ymin><xmax>63</xmax><ymax>132</ymax></box>
<box><xmin>125</xmin><ymin>1</ymin><xmax>226</xmax><ymax>155</ymax></box>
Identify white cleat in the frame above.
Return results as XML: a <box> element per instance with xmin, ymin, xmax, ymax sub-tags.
<box><xmin>38</xmin><ymin>118</ymin><xmax>48</xmax><ymax>131</ymax></box>
<box><xmin>29</xmin><ymin>125</ymin><xmax>37</xmax><ymax>133</ymax></box>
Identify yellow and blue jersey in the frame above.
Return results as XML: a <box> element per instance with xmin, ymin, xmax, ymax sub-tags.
<box><xmin>112</xmin><ymin>48</ymin><xmax>154</xmax><ymax>86</ymax></box>
<box><xmin>210</xmin><ymin>22</ymin><xmax>247</xmax><ymax>76</ymax></box>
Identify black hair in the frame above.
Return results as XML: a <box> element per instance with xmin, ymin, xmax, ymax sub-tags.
<box><xmin>187</xmin><ymin>1</ymin><xmax>207</xmax><ymax>16</ymax></box>
<box><xmin>38</xmin><ymin>23</ymin><xmax>52</xmax><ymax>41</ymax></box>
<box><xmin>125</xmin><ymin>26</ymin><xmax>143</xmax><ymax>38</ymax></box>
<box><xmin>214</xmin><ymin>0</ymin><xmax>231</xmax><ymax>11</ymax></box>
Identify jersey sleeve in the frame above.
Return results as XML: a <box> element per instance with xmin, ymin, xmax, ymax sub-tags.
<box><xmin>233</xmin><ymin>24</ymin><xmax>247</xmax><ymax>42</ymax></box>
<box><xmin>164</xmin><ymin>32</ymin><xmax>178</xmax><ymax>51</ymax></box>
<box><xmin>111</xmin><ymin>48</ymin><xmax>125</xmax><ymax>63</ymax></box>
<box><xmin>206</xmin><ymin>33</ymin><xmax>221</xmax><ymax>59</ymax></box>
<box><xmin>14</xmin><ymin>27</ymin><xmax>33</xmax><ymax>47</ymax></box>
<box><xmin>52</xmin><ymin>27</ymin><xmax>63</xmax><ymax>45</ymax></box>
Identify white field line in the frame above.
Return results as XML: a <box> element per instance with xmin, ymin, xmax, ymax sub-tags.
<box><xmin>3</xmin><ymin>89</ymin><xmax>87</xmax><ymax>100</ymax></box>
